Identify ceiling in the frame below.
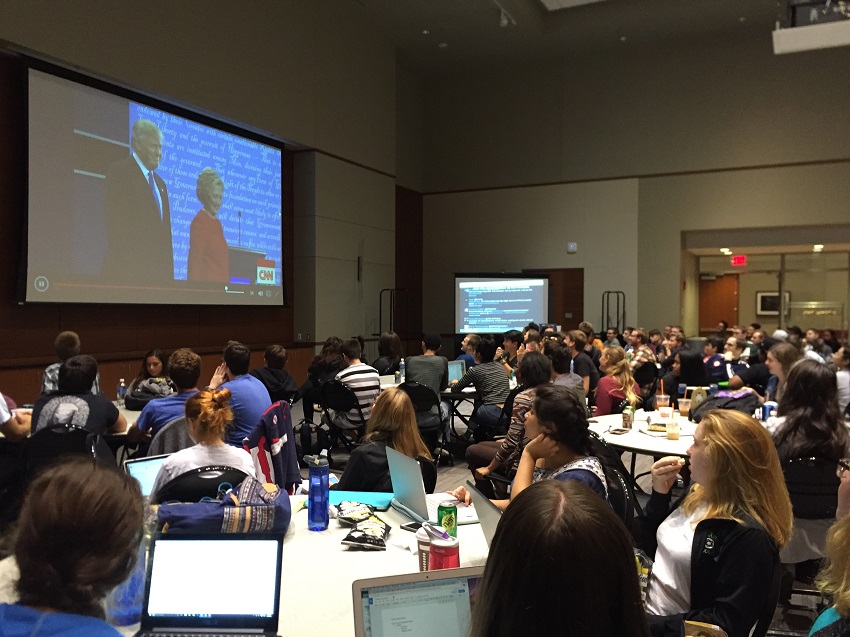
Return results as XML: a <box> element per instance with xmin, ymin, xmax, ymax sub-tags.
<box><xmin>353</xmin><ymin>0</ymin><xmax>781</xmax><ymax>73</ymax></box>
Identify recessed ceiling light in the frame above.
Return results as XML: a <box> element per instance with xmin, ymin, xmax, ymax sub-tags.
<box><xmin>720</xmin><ymin>248</ymin><xmax>731</xmax><ymax>253</ymax></box>
<box><xmin>619</xmin><ymin>35</ymin><xmax>627</xmax><ymax>42</ymax></box>
<box><xmin>813</xmin><ymin>244</ymin><xmax>824</xmax><ymax>251</ymax></box>
<box><xmin>438</xmin><ymin>42</ymin><xmax>448</xmax><ymax>49</ymax></box>
<box><xmin>422</xmin><ymin>29</ymin><xmax>430</xmax><ymax>35</ymax></box>
<box><xmin>738</xmin><ymin>16</ymin><xmax>746</xmax><ymax>23</ymax></box>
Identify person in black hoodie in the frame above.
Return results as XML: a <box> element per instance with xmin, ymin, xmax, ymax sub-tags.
<box><xmin>642</xmin><ymin>409</ymin><xmax>793</xmax><ymax>637</ymax></box>
<box><xmin>250</xmin><ymin>344</ymin><xmax>299</xmax><ymax>403</ymax></box>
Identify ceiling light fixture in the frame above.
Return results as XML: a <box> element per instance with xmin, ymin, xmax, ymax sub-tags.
<box><xmin>422</xmin><ymin>29</ymin><xmax>430</xmax><ymax>35</ymax></box>
<box><xmin>438</xmin><ymin>42</ymin><xmax>448</xmax><ymax>49</ymax></box>
<box><xmin>500</xmin><ymin>10</ymin><xmax>509</xmax><ymax>27</ymax></box>
<box><xmin>813</xmin><ymin>244</ymin><xmax>824</xmax><ymax>251</ymax></box>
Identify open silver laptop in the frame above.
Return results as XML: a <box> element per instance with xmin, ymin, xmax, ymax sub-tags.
<box><xmin>352</xmin><ymin>566</ymin><xmax>484</xmax><ymax>637</ymax></box>
<box><xmin>447</xmin><ymin>360</ymin><xmax>466</xmax><ymax>383</ymax></box>
<box><xmin>386</xmin><ymin>446</ymin><xmax>478</xmax><ymax>525</ymax></box>
<box><xmin>465</xmin><ymin>480</ymin><xmax>502</xmax><ymax>547</ymax></box>
<box><xmin>135</xmin><ymin>534</ymin><xmax>283</xmax><ymax>637</ymax></box>
<box><xmin>123</xmin><ymin>454</ymin><xmax>170</xmax><ymax>498</ymax></box>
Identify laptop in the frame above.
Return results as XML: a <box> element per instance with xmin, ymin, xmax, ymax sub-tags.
<box><xmin>465</xmin><ymin>480</ymin><xmax>502</xmax><ymax>547</ymax></box>
<box><xmin>447</xmin><ymin>360</ymin><xmax>466</xmax><ymax>383</ymax></box>
<box><xmin>123</xmin><ymin>454</ymin><xmax>170</xmax><ymax>498</ymax></box>
<box><xmin>352</xmin><ymin>566</ymin><xmax>484</xmax><ymax>637</ymax></box>
<box><xmin>386</xmin><ymin>446</ymin><xmax>478</xmax><ymax>525</ymax></box>
<box><xmin>135</xmin><ymin>533</ymin><xmax>283</xmax><ymax>637</ymax></box>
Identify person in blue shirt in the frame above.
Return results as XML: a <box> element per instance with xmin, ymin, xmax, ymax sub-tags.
<box><xmin>702</xmin><ymin>336</ymin><xmax>727</xmax><ymax>383</ymax></box>
<box><xmin>0</xmin><ymin>458</ymin><xmax>144</xmax><ymax>637</ymax></box>
<box><xmin>456</xmin><ymin>333</ymin><xmax>479</xmax><ymax>369</ymax></box>
<box><xmin>209</xmin><ymin>341</ymin><xmax>271</xmax><ymax>447</ymax></box>
<box><xmin>128</xmin><ymin>348</ymin><xmax>201</xmax><ymax>444</ymax></box>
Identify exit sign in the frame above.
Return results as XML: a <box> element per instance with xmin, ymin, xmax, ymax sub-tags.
<box><xmin>730</xmin><ymin>255</ymin><xmax>747</xmax><ymax>267</ymax></box>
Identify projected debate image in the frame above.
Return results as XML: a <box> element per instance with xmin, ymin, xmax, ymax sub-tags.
<box><xmin>26</xmin><ymin>68</ymin><xmax>284</xmax><ymax>306</ymax></box>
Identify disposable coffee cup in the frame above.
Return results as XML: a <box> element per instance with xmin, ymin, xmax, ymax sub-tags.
<box><xmin>656</xmin><ymin>394</ymin><xmax>670</xmax><ymax>408</ymax></box>
<box><xmin>678</xmin><ymin>398</ymin><xmax>691</xmax><ymax>418</ymax></box>
<box><xmin>666</xmin><ymin>419</ymin><xmax>680</xmax><ymax>441</ymax></box>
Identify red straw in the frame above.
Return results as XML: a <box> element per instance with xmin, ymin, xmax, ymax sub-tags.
<box><xmin>660</xmin><ymin>379</ymin><xmax>664</xmax><ymax>397</ymax></box>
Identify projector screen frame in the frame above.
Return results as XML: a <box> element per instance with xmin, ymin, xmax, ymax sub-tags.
<box><xmin>19</xmin><ymin>54</ymin><xmax>288</xmax><ymax>307</ymax></box>
<box><xmin>454</xmin><ymin>272</ymin><xmax>550</xmax><ymax>335</ymax></box>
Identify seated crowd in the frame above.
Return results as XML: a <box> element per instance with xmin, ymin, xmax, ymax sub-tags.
<box><xmin>0</xmin><ymin>319</ymin><xmax>849</xmax><ymax>637</ymax></box>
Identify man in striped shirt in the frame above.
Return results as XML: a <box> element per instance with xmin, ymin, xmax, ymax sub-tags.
<box><xmin>333</xmin><ymin>338</ymin><xmax>380</xmax><ymax>428</ymax></box>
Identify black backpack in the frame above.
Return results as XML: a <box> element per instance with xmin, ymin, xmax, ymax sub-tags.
<box><xmin>689</xmin><ymin>389</ymin><xmax>760</xmax><ymax>423</ymax></box>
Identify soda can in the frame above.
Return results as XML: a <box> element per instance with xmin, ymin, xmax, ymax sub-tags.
<box><xmin>622</xmin><ymin>406</ymin><xmax>634</xmax><ymax>429</ymax></box>
<box><xmin>437</xmin><ymin>501</ymin><xmax>458</xmax><ymax>537</ymax></box>
<box><xmin>429</xmin><ymin>535</ymin><xmax>460</xmax><ymax>570</ymax></box>
<box><xmin>394</xmin><ymin>371</ymin><xmax>401</xmax><ymax>384</ymax></box>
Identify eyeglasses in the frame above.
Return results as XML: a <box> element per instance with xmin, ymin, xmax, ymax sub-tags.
<box><xmin>837</xmin><ymin>459</ymin><xmax>850</xmax><ymax>478</ymax></box>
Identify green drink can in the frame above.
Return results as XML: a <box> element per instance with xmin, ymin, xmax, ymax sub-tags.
<box><xmin>437</xmin><ymin>501</ymin><xmax>458</xmax><ymax>538</ymax></box>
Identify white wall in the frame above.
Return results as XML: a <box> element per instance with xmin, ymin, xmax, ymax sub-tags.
<box><xmin>423</xmin><ymin>179</ymin><xmax>639</xmax><ymax>333</ymax></box>
<box><xmin>420</xmin><ymin>30</ymin><xmax>850</xmax><ymax>331</ymax></box>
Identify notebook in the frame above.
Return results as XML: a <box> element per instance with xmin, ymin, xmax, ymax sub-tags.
<box><xmin>447</xmin><ymin>360</ymin><xmax>466</xmax><ymax>383</ymax></box>
<box><xmin>464</xmin><ymin>480</ymin><xmax>502</xmax><ymax>547</ymax></box>
<box><xmin>386</xmin><ymin>446</ymin><xmax>478</xmax><ymax>525</ymax></box>
<box><xmin>135</xmin><ymin>534</ymin><xmax>283</xmax><ymax>637</ymax></box>
<box><xmin>352</xmin><ymin>566</ymin><xmax>484</xmax><ymax>637</ymax></box>
<box><xmin>123</xmin><ymin>454</ymin><xmax>170</xmax><ymax>498</ymax></box>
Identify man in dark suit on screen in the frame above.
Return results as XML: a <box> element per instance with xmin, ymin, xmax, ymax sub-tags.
<box><xmin>104</xmin><ymin>119</ymin><xmax>174</xmax><ymax>283</ymax></box>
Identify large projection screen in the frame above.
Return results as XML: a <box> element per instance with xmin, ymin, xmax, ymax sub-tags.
<box><xmin>24</xmin><ymin>64</ymin><xmax>284</xmax><ymax>305</ymax></box>
<box><xmin>455</xmin><ymin>275</ymin><xmax>549</xmax><ymax>334</ymax></box>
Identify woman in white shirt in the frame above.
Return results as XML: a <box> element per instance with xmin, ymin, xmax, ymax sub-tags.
<box><xmin>643</xmin><ymin>410</ymin><xmax>793</xmax><ymax>637</ymax></box>
<box><xmin>151</xmin><ymin>388</ymin><xmax>256</xmax><ymax>497</ymax></box>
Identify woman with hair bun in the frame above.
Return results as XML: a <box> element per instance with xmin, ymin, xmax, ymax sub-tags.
<box><xmin>0</xmin><ymin>458</ymin><xmax>144</xmax><ymax>635</ymax></box>
<box><xmin>150</xmin><ymin>388</ymin><xmax>255</xmax><ymax>496</ymax></box>
<box><xmin>335</xmin><ymin>387</ymin><xmax>432</xmax><ymax>492</ymax></box>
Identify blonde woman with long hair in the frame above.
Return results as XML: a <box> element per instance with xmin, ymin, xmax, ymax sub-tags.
<box><xmin>595</xmin><ymin>346</ymin><xmax>640</xmax><ymax>416</ymax></box>
<box><xmin>336</xmin><ymin>387</ymin><xmax>432</xmax><ymax>492</ymax></box>
<box><xmin>643</xmin><ymin>409</ymin><xmax>793</xmax><ymax>637</ymax></box>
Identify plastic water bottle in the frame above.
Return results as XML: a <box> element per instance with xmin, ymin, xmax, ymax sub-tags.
<box><xmin>117</xmin><ymin>378</ymin><xmax>127</xmax><ymax>406</ymax></box>
<box><xmin>399</xmin><ymin>358</ymin><xmax>406</xmax><ymax>383</ymax></box>
<box><xmin>105</xmin><ymin>540</ymin><xmax>146</xmax><ymax>625</ymax></box>
<box><xmin>307</xmin><ymin>453</ymin><xmax>330</xmax><ymax>531</ymax></box>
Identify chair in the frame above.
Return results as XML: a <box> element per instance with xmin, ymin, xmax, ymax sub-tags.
<box><xmin>467</xmin><ymin>385</ymin><xmax>522</xmax><ymax>442</ymax></box>
<box><xmin>148</xmin><ymin>416</ymin><xmax>193</xmax><ymax>456</ymax></box>
<box><xmin>24</xmin><ymin>423</ymin><xmax>111</xmax><ymax>483</ymax></box>
<box><xmin>779</xmin><ymin>457</ymin><xmax>839</xmax><ymax>606</ymax></box>
<box><xmin>399</xmin><ymin>382</ymin><xmax>443</xmax><ymax>458</ymax></box>
<box><xmin>319</xmin><ymin>380</ymin><xmax>365</xmax><ymax>455</ymax></box>
<box><xmin>632</xmin><ymin>363</ymin><xmax>659</xmax><ymax>409</ymax></box>
<box><xmin>151</xmin><ymin>465</ymin><xmax>250</xmax><ymax>505</ymax></box>
<box><xmin>417</xmin><ymin>456</ymin><xmax>437</xmax><ymax>494</ymax></box>
<box><xmin>782</xmin><ymin>457</ymin><xmax>839</xmax><ymax>520</ymax></box>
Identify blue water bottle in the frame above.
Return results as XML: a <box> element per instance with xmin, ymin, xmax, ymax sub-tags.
<box><xmin>307</xmin><ymin>455</ymin><xmax>330</xmax><ymax>531</ymax></box>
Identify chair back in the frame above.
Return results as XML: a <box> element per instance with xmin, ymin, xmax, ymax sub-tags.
<box><xmin>417</xmin><ymin>456</ymin><xmax>437</xmax><ymax>494</ymax></box>
<box><xmin>25</xmin><ymin>423</ymin><xmax>108</xmax><ymax>483</ymax></box>
<box><xmin>752</xmin><ymin>560</ymin><xmax>782</xmax><ymax>637</ymax></box>
<box><xmin>148</xmin><ymin>417</ymin><xmax>193</xmax><ymax>456</ymax></box>
<box><xmin>399</xmin><ymin>382</ymin><xmax>439</xmax><ymax>412</ymax></box>
<box><xmin>243</xmin><ymin>401</ymin><xmax>301</xmax><ymax>492</ymax></box>
<box><xmin>781</xmin><ymin>456</ymin><xmax>839</xmax><ymax>519</ymax></box>
<box><xmin>151</xmin><ymin>465</ymin><xmax>249</xmax><ymax>505</ymax></box>
<box><xmin>320</xmin><ymin>380</ymin><xmax>359</xmax><ymax>414</ymax></box>
<box><xmin>607</xmin><ymin>467</ymin><xmax>634</xmax><ymax>527</ymax></box>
